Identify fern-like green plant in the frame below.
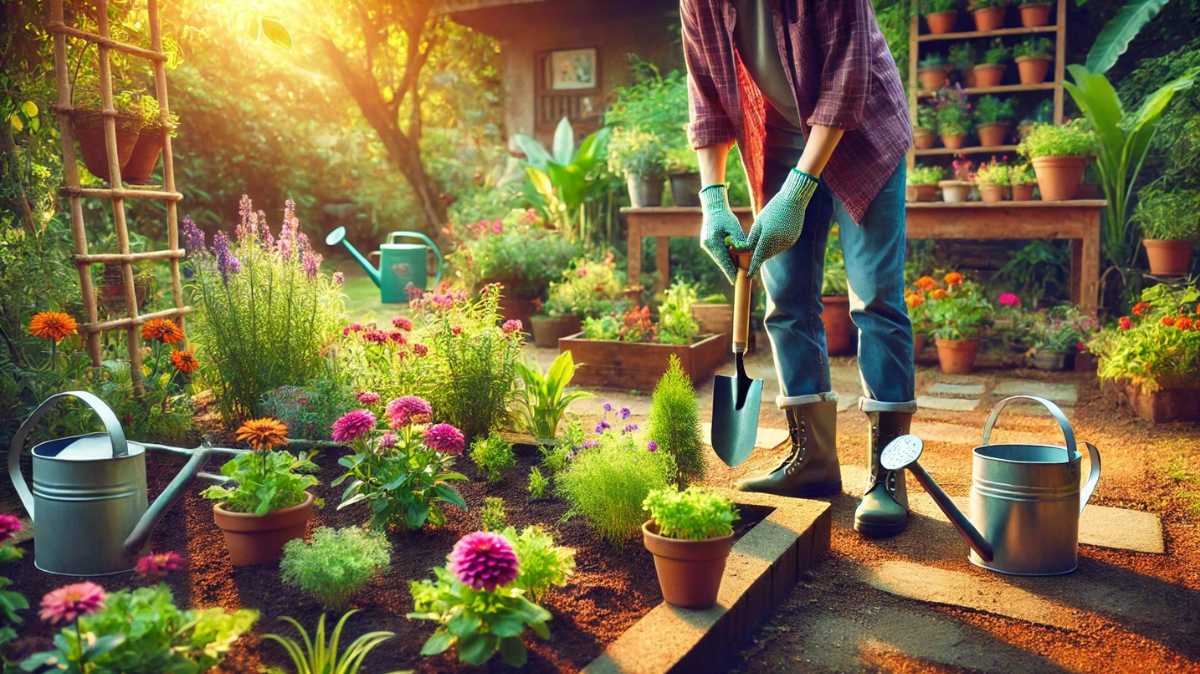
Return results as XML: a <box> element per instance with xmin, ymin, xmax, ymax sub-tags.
<box><xmin>280</xmin><ymin>527</ymin><xmax>391</xmax><ymax>610</ymax></box>
<box><xmin>480</xmin><ymin>496</ymin><xmax>509</xmax><ymax>532</ymax></box>
<box><xmin>263</xmin><ymin>610</ymin><xmax>398</xmax><ymax>674</ymax></box>
<box><xmin>648</xmin><ymin>355</ymin><xmax>705</xmax><ymax>485</ymax></box>
<box><xmin>527</xmin><ymin>466</ymin><xmax>550</xmax><ymax>501</ymax></box>
<box><xmin>470</xmin><ymin>434</ymin><xmax>516</xmax><ymax>484</ymax></box>
<box><xmin>517</xmin><ymin>351</ymin><xmax>592</xmax><ymax>443</ymax></box>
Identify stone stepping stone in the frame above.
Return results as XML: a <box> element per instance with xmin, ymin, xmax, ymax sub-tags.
<box><xmin>861</xmin><ymin>560</ymin><xmax>1088</xmax><ymax>629</ymax></box>
<box><xmin>993</xmin><ymin>379</ymin><xmax>1078</xmax><ymax>406</ymax></box>
<box><xmin>916</xmin><ymin>395</ymin><xmax>980</xmax><ymax>412</ymax></box>
<box><xmin>928</xmin><ymin>382</ymin><xmax>985</xmax><ymax>397</ymax></box>
<box><xmin>701</xmin><ymin>422</ymin><xmax>789</xmax><ymax>451</ymax></box>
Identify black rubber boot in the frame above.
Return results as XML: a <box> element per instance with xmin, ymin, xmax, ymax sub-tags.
<box><xmin>736</xmin><ymin>400</ymin><xmax>841</xmax><ymax>497</ymax></box>
<box><xmin>853</xmin><ymin>411</ymin><xmax>912</xmax><ymax>538</ymax></box>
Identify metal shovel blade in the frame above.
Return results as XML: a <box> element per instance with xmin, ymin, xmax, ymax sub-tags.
<box><xmin>710</xmin><ymin>354</ymin><xmax>763</xmax><ymax>467</ymax></box>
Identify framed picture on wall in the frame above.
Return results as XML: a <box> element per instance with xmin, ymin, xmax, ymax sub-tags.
<box><xmin>546</xmin><ymin>47</ymin><xmax>598</xmax><ymax>91</ymax></box>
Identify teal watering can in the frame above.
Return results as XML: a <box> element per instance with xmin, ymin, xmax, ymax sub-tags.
<box><xmin>325</xmin><ymin>227</ymin><xmax>444</xmax><ymax>303</ymax></box>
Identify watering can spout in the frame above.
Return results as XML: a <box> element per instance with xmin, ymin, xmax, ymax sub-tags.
<box><xmin>325</xmin><ymin>226</ymin><xmax>381</xmax><ymax>288</ymax></box>
<box><xmin>881</xmin><ymin>435</ymin><xmax>995</xmax><ymax>562</ymax></box>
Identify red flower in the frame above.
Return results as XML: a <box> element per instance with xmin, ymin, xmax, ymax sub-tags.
<box><xmin>1176</xmin><ymin>316</ymin><xmax>1194</xmax><ymax>331</ymax></box>
<box><xmin>1162</xmin><ymin>316</ymin><xmax>1176</xmax><ymax>327</ymax></box>
<box><xmin>135</xmin><ymin>551</ymin><xmax>183</xmax><ymax>578</ymax></box>
<box><xmin>1118</xmin><ymin>316</ymin><xmax>1132</xmax><ymax>331</ymax></box>
<box><xmin>1132</xmin><ymin>301</ymin><xmax>1151</xmax><ymax>317</ymax></box>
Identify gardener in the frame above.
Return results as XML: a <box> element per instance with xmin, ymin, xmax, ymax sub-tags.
<box><xmin>685</xmin><ymin>0</ymin><xmax>915</xmax><ymax>537</ymax></box>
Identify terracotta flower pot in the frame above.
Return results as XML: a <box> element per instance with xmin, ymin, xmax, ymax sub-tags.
<box><xmin>914</xmin><ymin>128</ymin><xmax>937</xmax><ymax>150</ymax></box>
<box><xmin>976</xmin><ymin>123</ymin><xmax>1009</xmax><ymax>147</ymax></box>
<box><xmin>529</xmin><ymin>314</ymin><xmax>581</xmax><ymax>348</ymax></box>
<box><xmin>973</xmin><ymin>64</ymin><xmax>1005</xmax><ymax>87</ymax></box>
<box><xmin>1011</xmin><ymin>182</ymin><xmax>1036</xmax><ymax>201</ymax></box>
<box><xmin>1016</xmin><ymin>56</ymin><xmax>1051</xmax><ymax>85</ymax></box>
<box><xmin>935</xmin><ymin>338</ymin><xmax>980</xmax><ymax>375</ymax></box>
<box><xmin>72</xmin><ymin>110</ymin><xmax>142</xmax><ymax>182</ymax></box>
<box><xmin>965</xmin><ymin>68</ymin><xmax>979</xmax><ymax>88</ymax></box>
<box><xmin>643</xmin><ymin>521</ymin><xmax>734</xmax><ymax>609</ymax></box>
<box><xmin>972</xmin><ymin>6</ymin><xmax>1006</xmax><ymax>31</ymax></box>
<box><xmin>626</xmin><ymin>174</ymin><xmax>664</xmax><ymax>208</ymax></box>
<box><xmin>668</xmin><ymin>172</ymin><xmax>702</xmax><ymax>207</ymax></box>
<box><xmin>821</xmin><ymin>295</ymin><xmax>855</xmax><ymax>356</ymax></box>
<box><xmin>978</xmin><ymin>183</ymin><xmax>1008</xmax><ymax>203</ymax></box>
<box><xmin>1019</xmin><ymin>3</ymin><xmax>1053</xmax><ymax>27</ymax></box>
<box><xmin>919</xmin><ymin>67</ymin><xmax>949</xmax><ymax>93</ymax></box>
<box><xmin>907</xmin><ymin>184</ymin><xmax>940</xmax><ymax>202</ymax></box>
<box><xmin>940</xmin><ymin>132</ymin><xmax>966</xmax><ymax>150</ymax></box>
<box><xmin>939</xmin><ymin>180</ymin><xmax>972</xmax><ymax>203</ymax></box>
<box><xmin>1031</xmin><ymin>156</ymin><xmax>1087</xmax><ymax>201</ymax></box>
<box><xmin>925</xmin><ymin>10</ymin><xmax>958</xmax><ymax>34</ymax></box>
<box><xmin>121</xmin><ymin>126</ymin><xmax>166</xmax><ymax>184</ymax></box>
<box><xmin>1142</xmin><ymin>239</ymin><xmax>1195</xmax><ymax>277</ymax></box>
<box><xmin>213</xmin><ymin>492</ymin><xmax>314</xmax><ymax>566</ymax></box>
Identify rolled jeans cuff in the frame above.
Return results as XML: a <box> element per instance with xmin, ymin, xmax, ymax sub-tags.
<box><xmin>777</xmin><ymin>391</ymin><xmax>838</xmax><ymax>409</ymax></box>
<box><xmin>858</xmin><ymin>397</ymin><xmax>918</xmax><ymax>414</ymax></box>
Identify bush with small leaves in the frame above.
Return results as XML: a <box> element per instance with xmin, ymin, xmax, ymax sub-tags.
<box><xmin>502</xmin><ymin>525</ymin><xmax>575</xmax><ymax>601</ymax></box>
<box><xmin>643</xmin><ymin>487</ymin><xmax>739</xmax><ymax>541</ymax></box>
<box><xmin>470</xmin><ymin>433</ymin><xmax>516</xmax><ymax>484</ymax></box>
<box><xmin>280</xmin><ymin>527</ymin><xmax>391</xmax><ymax>610</ymax></box>
<box><xmin>527</xmin><ymin>466</ymin><xmax>550</xmax><ymax>501</ymax></box>
<box><xmin>480</xmin><ymin>496</ymin><xmax>508</xmax><ymax>532</ymax></box>
<box><xmin>647</xmin><ymin>355</ymin><xmax>705</xmax><ymax>485</ymax></box>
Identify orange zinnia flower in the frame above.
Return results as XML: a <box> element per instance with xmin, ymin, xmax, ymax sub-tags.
<box><xmin>915</xmin><ymin>276</ymin><xmax>936</xmax><ymax>290</ymax></box>
<box><xmin>1161</xmin><ymin>316</ymin><xmax>1176</xmax><ymax>327</ymax></box>
<box><xmin>1132</xmin><ymin>301</ymin><xmax>1151</xmax><ymax>317</ymax></box>
<box><xmin>235</xmin><ymin>418</ymin><xmax>288</xmax><ymax>451</ymax></box>
<box><xmin>905</xmin><ymin>293</ymin><xmax>924</xmax><ymax>308</ymax></box>
<box><xmin>28</xmin><ymin>311</ymin><xmax>78</xmax><ymax>343</ymax></box>
<box><xmin>931</xmin><ymin>288</ymin><xmax>949</xmax><ymax>300</ymax></box>
<box><xmin>170</xmin><ymin>349</ymin><xmax>199</xmax><ymax>374</ymax></box>
<box><xmin>1175</xmin><ymin>316</ymin><xmax>1193</xmax><ymax>331</ymax></box>
<box><xmin>943</xmin><ymin>271</ymin><xmax>964</xmax><ymax>286</ymax></box>
<box><xmin>142</xmin><ymin>318</ymin><xmax>184</xmax><ymax>344</ymax></box>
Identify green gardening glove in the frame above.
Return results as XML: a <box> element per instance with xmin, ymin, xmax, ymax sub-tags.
<box><xmin>698</xmin><ymin>184</ymin><xmax>748</xmax><ymax>285</ymax></box>
<box><xmin>744</xmin><ymin>169</ymin><xmax>820</xmax><ymax>277</ymax></box>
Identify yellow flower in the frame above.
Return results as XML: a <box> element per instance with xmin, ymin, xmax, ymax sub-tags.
<box><xmin>235</xmin><ymin>418</ymin><xmax>288</xmax><ymax>451</ymax></box>
<box><xmin>28</xmin><ymin>311</ymin><xmax>78</xmax><ymax>343</ymax></box>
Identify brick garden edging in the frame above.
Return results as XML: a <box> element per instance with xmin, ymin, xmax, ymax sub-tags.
<box><xmin>583</xmin><ymin>491</ymin><xmax>831</xmax><ymax>674</ymax></box>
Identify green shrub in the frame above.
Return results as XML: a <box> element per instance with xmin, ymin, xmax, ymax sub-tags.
<box><xmin>1018</xmin><ymin>119</ymin><xmax>1095</xmax><ymax>159</ymax></box>
<box><xmin>915</xmin><ymin>105</ymin><xmax>937</xmax><ymax>131</ymax></box>
<box><xmin>539</xmin><ymin>419</ymin><xmax>581</xmax><ymax>474</ymax></box>
<box><xmin>448</xmin><ymin>209</ymin><xmax>582</xmax><ymax>297</ymax></box>
<box><xmin>644</xmin><ymin>487</ymin><xmax>738</xmax><ymax>540</ymax></box>
<box><xmin>948</xmin><ymin>42</ymin><xmax>975</xmax><ymax>70</ymax></box>
<box><xmin>919</xmin><ymin>53</ymin><xmax>947</xmax><ymax>69</ymax></box>
<box><xmin>934</xmin><ymin>89</ymin><xmax>972</xmax><ymax>135</ymax></box>
<box><xmin>527</xmin><ymin>466</ymin><xmax>550</xmax><ymax>501</ymax></box>
<box><xmin>280</xmin><ymin>527</ymin><xmax>391</xmax><ymax>610</ymax></box>
<box><xmin>657</xmin><ymin>281</ymin><xmax>702</xmax><ymax>345</ymax></box>
<box><xmin>264</xmin><ymin>610</ymin><xmax>394</xmax><ymax>674</ymax></box>
<box><xmin>607</xmin><ymin>127</ymin><xmax>667</xmax><ymax>177</ymax></box>
<box><xmin>974</xmin><ymin>95</ymin><xmax>1015</xmax><ymax>125</ymax></box>
<box><xmin>502</xmin><ymin>525</ymin><xmax>576</xmax><ymax>601</ymax></box>
<box><xmin>1014</xmin><ymin>36</ymin><xmax>1053</xmax><ymax>60</ymax></box>
<box><xmin>481</xmin><ymin>496</ymin><xmax>508</xmax><ymax>532</ymax></box>
<box><xmin>647</xmin><ymin>355</ymin><xmax>705</xmax><ymax>485</ymax></box>
<box><xmin>823</xmin><ymin>225</ymin><xmax>849</xmax><ymax>295</ymax></box>
<box><xmin>470</xmin><ymin>434</ymin><xmax>516</xmax><ymax>483</ymax></box>
<box><xmin>1134</xmin><ymin>184</ymin><xmax>1200</xmax><ymax>241</ymax></box>
<box><xmin>543</xmin><ymin>254</ymin><xmax>627</xmax><ymax>319</ymax></box>
<box><xmin>1090</xmin><ymin>284</ymin><xmax>1200</xmax><ymax>391</ymax></box>
<box><xmin>973</xmin><ymin>160</ymin><xmax>1011</xmax><ymax>186</ymax></box>
<box><xmin>1010</xmin><ymin>163</ymin><xmax>1037</xmax><ymax>186</ymax></box>
<box><xmin>907</xmin><ymin>165</ymin><xmax>944</xmax><ymax>186</ymax></box>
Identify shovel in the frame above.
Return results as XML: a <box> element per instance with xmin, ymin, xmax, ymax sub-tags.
<box><xmin>710</xmin><ymin>250</ymin><xmax>763</xmax><ymax>467</ymax></box>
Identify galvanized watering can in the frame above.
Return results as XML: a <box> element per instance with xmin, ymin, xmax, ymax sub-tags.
<box><xmin>881</xmin><ymin>395</ymin><xmax>1101</xmax><ymax>576</ymax></box>
<box><xmin>8</xmin><ymin>391</ymin><xmax>245</xmax><ymax>576</ymax></box>
<box><xmin>325</xmin><ymin>226</ymin><xmax>444</xmax><ymax>303</ymax></box>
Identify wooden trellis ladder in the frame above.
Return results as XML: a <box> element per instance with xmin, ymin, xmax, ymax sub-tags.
<box><xmin>47</xmin><ymin>0</ymin><xmax>189</xmax><ymax>391</ymax></box>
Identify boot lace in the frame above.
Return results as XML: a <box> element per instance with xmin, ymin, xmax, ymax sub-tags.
<box><xmin>868</xmin><ymin>423</ymin><xmax>899</xmax><ymax>495</ymax></box>
<box><xmin>781</xmin><ymin>416</ymin><xmax>808</xmax><ymax>475</ymax></box>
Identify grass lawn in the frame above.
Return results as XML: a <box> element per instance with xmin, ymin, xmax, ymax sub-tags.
<box><xmin>332</xmin><ymin>263</ymin><xmax>407</xmax><ymax>324</ymax></box>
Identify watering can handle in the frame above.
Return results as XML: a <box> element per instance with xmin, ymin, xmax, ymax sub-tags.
<box><xmin>386</xmin><ymin>231</ymin><xmax>444</xmax><ymax>287</ymax></box>
<box><xmin>981</xmin><ymin>395</ymin><xmax>1077</xmax><ymax>463</ymax></box>
<box><xmin>8</xmin><ymin>391</ymin><xmax>129</xmax><ymax>521</ymax></box>
<box><xmin>1080</xmin><ymin>442</ymin><xmax>1101</xmax><ymax>514</ymax></box>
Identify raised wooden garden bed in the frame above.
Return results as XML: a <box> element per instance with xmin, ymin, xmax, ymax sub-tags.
<box><xmin>1120</xmin><ymin>381</ymin><xmax>1200</xmax><ymax>423</ymax></box>
<box><xmin>559</xmin><ymin>332</ymin><xmax>729</xmax><ymax>391</ymax></box>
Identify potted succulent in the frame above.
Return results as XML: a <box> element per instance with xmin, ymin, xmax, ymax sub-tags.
<box><xmin>1017</xmin><ymin>120</ymin><xmax>1095</xmax><ymax>201</ymax></box>
<box><xmin>974</xmin><ymin>160</ymin><xmax>1011</xmax><ymax>202</ymax></box>
<box><xmin>608</xmin><ymin>127</ymin><xmax>667</xmax><ymax>207</ymax></box>
<box><xmin>122</xmin><ymin>93</ymin><xmax>179</xmax><ymax>184</ymax></box>
<box><xmin>914</xmin><ymin>105</ymin><xmax>938</xmax><ymax>150</ymax></box>
<box><xmin>71</xmin><ymin>88</ymin><xmax>144</xmax><ymax>182</ymax></box>
<box><xmin>1014</xmin><ymin>37</ymin><xmax>1053</xmax><ymax>85</ymax></box>
<box><xmin>969</xmin><ymin>0</ymin><xmax>1009</xmax><ymax>31</ymax></box>
<box><xmin>975</xmin><ymin>39</ymin><xmax>1009</xmax><ymax>88</ymax></box>
<box><xmin>532</xmin><ymin>254</ymin><xmax>627</xmax><ymax>347</ymax></box>
<box><xmin>1028</xmin><ymin>305</ymin><xmax>1096</xmax><ymax>370</ymax></box>
<box><xmin>948</xmin><ymin>43</ymin><xmax>977</xmax><ymax>87</ymax></box>
<box><xmin>665</xmin><ymin>145</ymin><xmax>702</xmax><ymax>207</ymax></box>
<box><xmin>822</xmin><ymin>226</ymin><xmax>854</xmax><ymax>355</ymax></box>
<box><xmin>921</xmin><ymin>0</ymin><xmax>961</xmax><ymax>34</ymax></box>
<box><xmin>974</xmin><ymin>95</ymin><xmax>1015</xmax><ymax>146</ymax></box>
<box><xmin>935</xmin><ymin>89</ymin><xmax>972</xmax><ymax>149</ymax></box>
<box><xmin>1010</xmin><ymin>163</ymin><xmax>1038</xmax><ymax>201</ymax></box>
<box><xmin>918</xmin><ymin>54</ymin><xmax>950</xmax><ymax>93</ymax></box>
<box><xmin>642</xmin><ymin>486</ymin><xmax>738</xmax><ymax>609</ymax></box>
<box><xmin>1018</xmin><ymin>99</ymin><xmax>1053</xmax><ymax>139</ymax></box>
<box><xmin>1134</xmin><ymin>184</ymin><xmax>1200</xmax><ymax>276</ymax></box>
<box><xmin>925</xmin><ymin>272</ymin><xmax>994</xmax><ymax>374</ymax></box>
<box><xmin>906</xmin><ymin>165</ymin><xmax>944</xmax><ymax>202</ymax></box>
<box><xmin>202</xmin><ymin>418</ymin><xmax>319</xmax><ymax>566</ymax></box>
<box><xmin>939</xmin><ymin>157</ymin><xmax>975</xmax><ymax>203</ymax></box>
<box><xmin>1018</xmin><ymin>0</ymin><xmax>1054</xmax><ymax>26</ymax></box>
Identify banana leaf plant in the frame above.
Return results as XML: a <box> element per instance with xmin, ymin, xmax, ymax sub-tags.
<box><xmin>513</xmin><ymin>117</ymin><xmax>611</xmax><ymax>243</ymax></box>
<box><xmin>516</xmin><ymin>350</ymin><xmax>592</xmax><ymax>444</ymax></box>
<box><xmin>1084</xmin><ymin>0</ymin><xmax>1168</xmax><ymax>74</ymax></box>
<box><xmin>1063</xmin><ymin>64</ymin><xmax>1197</xmax><ymax>267</ymax></box>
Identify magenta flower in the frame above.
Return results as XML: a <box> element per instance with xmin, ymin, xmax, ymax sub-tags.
<box><xmin>362</xmin><ymin>329</ymin><xmax>388</xmax><ymax>344</ymax></box>
<box><xmin>449</xmin><ymin>531</ymin><xmax>519</xmax><ymax>591</ymax></box>
<box><xmin>39</xmin><ymin>582</ymin><xmax>106</xmax><ymax>625</ymax></box>
<box><xmin>411</xmin><ymin>343</ymin><xmax>429</xmax><ymax>357</ymax></box>
<box><xmin>379</xmin><ymin>432</ymin><xmax>398</xmax><ymax>450</ymax></box>
<box><xmin>387</xmin><ymin>396</ymin><xmax>433</xmax><ymax>428</ymax></box>
<box><xmin>0</xmin><ymin>514</ymin><xmax>21</xmax><ymax>544</ymax></box>
<box><xmin>357</xmin><ymin>391</ymin><xmax>381</xmax><ymax>405</ymax></box>
<box><xmin>502</xmin><ymin>319</ymin><xmax>523</xmax><ymax>334</ymax></box>
<box><xmin>388</xmin><ymin>331</ymin><xmax>406</xmax><ymax>344</ymax></box>
<box><xmin>135</xmin><ymin>551</ymin><xmax>183</xmax><ymax>578</ymax></box>
<box><xmin>424</xmin><ymin>423</ymin><xmax>465</xmax><ymax>455</ymax></box>
<box><xmin>998</xmin><ymin>292</ymin><xmax>1021</xmax><ymax>308</ymax></box>
<box><xmin>647</xmin><ymin>440</ymin><xmax>658</xmax><ymax>452</ymax></box>
<box><xmin>331</xmin><ymin>409</ymin><xmax>377</xmax><ymax>443</ymax></box>
<box><xmin>392</xmin><ymin>317</ymin><xmax>413</xmax><ymax>331</ymax></box>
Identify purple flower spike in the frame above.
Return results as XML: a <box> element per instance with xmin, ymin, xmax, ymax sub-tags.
<box><xmin>602</xmin><ymin>401</ymin><xmax>613</xmax><ymax>413</ymax></box>
<box><xmin>594</xmin><ymin>420</ymin><xmax>610</xmax><ymax>434</ymax></box>
<box><xmin>213</xmin><ymin>231</ymin><xmax>240</xmax><ymax>281</ymax></box>
<box><xmin>623</xmin><ymin>423</ymin><xmax>639</xmax><ymax>434</ymax></box>
<box><xmin>181</xmin><ymin>216</ymin><xmax>206</xmax><ymax>254</ymax></box>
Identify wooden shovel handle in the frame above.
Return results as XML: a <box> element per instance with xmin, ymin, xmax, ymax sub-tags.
<box><xmin>732</xmin><ymin>250</ymin><xmax>751</xmax><ymax>353</ymax></box>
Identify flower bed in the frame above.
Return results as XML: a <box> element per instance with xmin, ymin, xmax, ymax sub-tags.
<box><xmin>560</xmin><ymin>332</ymin><xmax>727</xmax><ymax>392</ymax></box>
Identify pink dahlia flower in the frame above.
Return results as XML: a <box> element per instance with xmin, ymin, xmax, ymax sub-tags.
<box><xmin>424</xmin><ymin>423</ymin><xmax>465</xmax><ymax>455</ymax></box>
<box><xmin>392</xmin><ymin>317</ymin><xmax>413</xmax><ymax>331</ymax></box>
<box><xmin>386</xmin><ymin>396</ymin><xmax>433</xmax><ymax>428</ymax></box>
<box><xmin>449</xmin><ymin>531</ymin><xmax>519</xmax><ymax>591</ymax></box>
<box><xmin>997</xmin><ymin>292</ymin><xmax>1020</xmax><ymax>308</ymax></box>
<box><xmin>357</xmin><ymin>391</ymin><xmax>381</xmax><ymax>405</ymax></box>
<box><xmin>501</xmin><ymin>319</ymin><xmax>523</xmax><ymax>334</ymax></box>
<box><xmin>135</xmin><ymin>551</ymin><xmax>183</xmax><ymax>578</ymax></box>
<box><xmin>0</xmin><ymin>514</ymin><xmax>22</xmax><ymax>544</ymax></box>
<box><xmin>378</xmin><ymin>432</ymin><xmax>398</xmax><ymax>450</ymax></box>
<box><xmin>39</xmin><ymin>582</ymin><xmax>106</xmax><ymax>624</ymax></box>
<box><xmin>331</xmin><ymin>409</ymin><xmax>377</xmax><ymax>443</ymax></box>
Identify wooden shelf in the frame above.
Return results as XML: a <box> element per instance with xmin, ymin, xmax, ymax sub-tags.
<box><xmin>906</xmin><ymin>199</ymin><xmax>1106</xmax><ymax>208</ymax></box>
<box><xmin>917</xmin><ymin>83</ymin><xmax>1055</xmax><ymax>98</ymax></box>
<box><xmin>917</xmin><ymin>24</ymin><xmax>1057</xmax><ymax>42</ymax></box>
<box><xmin>914</xmin><ymin>145</ymin><xmax>1018</xmax><ymax>156</ymax></box>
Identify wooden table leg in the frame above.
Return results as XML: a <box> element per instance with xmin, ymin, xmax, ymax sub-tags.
<box><xmin>1069</xmin><ymin>238</ymin><xmax>1083</xmax><ymax>306</ymax></box>
<box><xmin>655</xmin><ymin>236</ymin><xmax>670</xmax><ymax>293</ymax></box>
<box><xmin>627</xmin><ymin>220</ymin><xmax>642</xmax><ymax>290</ymax></box>
<box><xmin>1081</xmin><ymin>214</ymin><xmax>1101</xmax><ymax>316</ymax></box>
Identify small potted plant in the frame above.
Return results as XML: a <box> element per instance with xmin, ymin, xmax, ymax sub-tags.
<box><xmin>1134</xmin><ymin>184</ymin><xmax>1200</xmax><ymax>276</ymax></box>
<box><xmin>822</xmin><ymin>226</ymin><xmax>854</xmax><ymax>355</ymax></box>
<box><xmin>906</xmin><ymin>286</ymin><xmax>932</xmax><ymax>358</ymax></box>
<box><xmin>608</xmin><ymin>127</ymin><xmax>667</xmax><ymax>208</ymax></box>
<box><xmin>1017</xmin><ymin>120</ymin><xmax>1095</xmax><ymax>201</ymax></box>
<box><xmin>71</xmin><ymin>87</ymin><xmax>144</xmax><ymax>182</ymax></box>
<box><xmin>974</xmin><ymin>39</ymin><xmax>1009</xmax><ymax>87</ymax></box>
<box><xmin>642</xmin><ymin>486</ymin><xmax>738</xmax><ymax>609</ymax></box>
<box><xmin>914</xmin><ymin>105</ymin><xmax>938</xmax><ymax>150</ymax></box>
<box><xmin>1018</xmin><ymin>0</ymin><xmax>1053</xmax><ymax>26</ymax></box>
<box><xmin>1013</xmin><ymin>37</ymin><xmax>1053</xmax><ymax>85</ymax></box>
<box><xmin>925</xmin><ymin>272</ymin><xmax>994</xmax><ymax>374</ymax></box>
<box><xmin>921</xmin><ymin>0</ymin><xmax>961</xmax><ymax>34</ymax></box>
<box><xmin>202</xmin><ymin>418</ymin><xmax>318</xmax><ymax>566</ymax></box>
<box><xmin>939</xmin><ymin>157</ymin><xmax>974</xmax><ymax>203</ymax></box>
<box><xmin>123</xmin><ymin>93</ymin><xmax>179</xmax><ymax>184</ymax></box>
<box><xmin>947</xmin><ymin>43</ymin><xmax>977</xmax><ymax>87</ymax></box>
<box><xmin>907</xmin><ymin>165</ymin><xmax>945</xmax><ymax>202</ymax></box>
<box><xmin>974</xmin><ymin>95</ymin><xmax>1015</xmax><ymax>147</ymax></box>
<box><xmin>918</xmin><ymin>54</ymin><xmax>950</xmax><ymax>93</ymax></box>
<box><xmin>1029</xmin><ymin>304</ymin><xmax>1096</xmax><ymax>370</ymax></box>
<box><xmin>1009</xmin><ymin>163</ymin><xmax>1037</xmax><ymax>200</ymax></box>
<box><xmin>935</xmin><ymin>89</ymin><xmax>972</xmax><ymax>149</ymax></box>
<box><xmin>969</xmin><ymin>0</ymin><xmax>1009</xmax><ymax>31</ymax></box>
<box><xmin>665</xmin><ymin>145</ymin><xmax>701</xmax><ymax>207</ymax></box>
<box><xmin>974</xmin><ymin>160</ymin><xmax>1011</xmax><ymax>202</ymax></box>
<box><xmin>532</xmin><ymin>254</ymin><xmax>627</xmax><ymax>347</ymax></box>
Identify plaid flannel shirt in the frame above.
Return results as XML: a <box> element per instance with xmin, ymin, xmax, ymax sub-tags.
<box><xmin>681</xmin><ymin>0</ymin><xmax>911</xmax><ymax>223</ymax></box>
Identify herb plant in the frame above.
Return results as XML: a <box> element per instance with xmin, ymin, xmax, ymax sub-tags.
<box><xmin>606</xmin><ymin>127</ymin><xmax>667</xmax><ymax>177</ymax></box>
<box><xmin>280</xmin><ymin>527</ymin><xmax>391</xmax><ymax>610</ymax></box>
<box><xmin>974</xmin><ymin>95</ymin><xmax>1015</xmax><ymax>125</ymax></box>
<box><xmin>973</xmin><ymin>160</ymin><xmax>1011</xmax><ymax>186</ymax></box>
<box><xmin>920</xmin><ymin>0</ymin><xmax>959</xmax><ymax>15</ymax></box>
<box><xmin>470</xmin><ymin>434</ymin><xmax>516</xmax><ymax>484</ymax></box>
<box><xmin>1018</xmin><ymin>119</ymin><xmax>1095</xmax><ymax>159</ymax></box>
<box><xmin>527</xmin><ymin>467</ymin><xmax>550</xmax><ymax>501</ymax></box>
<box><xmin>501</xmin><ymin>525</ymin><xmax>576</xmax><ymax>601</ymax></box>
<box><xmin>919</xmin><ymin>54</ymin><xmax>947</xmax><ymax>69</ymax></box>
<box><xmin>201</xmin><ymin>450</ymin><xmax>318</xmax><ymax>515</ymax></box>
<box><xmin>907</xmin><ymin>166</ymin><xmax>945</xmax><ymax>186</ymax></box>
<box><xmin>1134</xmin><ymin>184</ymin><xmax>1200</xmax><ymax>241</ymax></box>
<box><xmin>644</xmin><ymin>487</ymin><xmax>738</xmax><ymax>540</ymax></box>
<box><xmin>916</xmin><ymin>105</ymin><xmax>937</xmax><ymax>131</ymax></box>
<box><xmin>263</xmin><ymin>610</ymin><xmax>395</xmax><ymax>674</ymax></box>
<box><xmin>948</xmin><ymin>43</ymin><xmax>976</xmax><ymax>71</ymax></box>
<box><xmin>648</xmin><ymin>355</ymin><xmax>705</xmax><ymax>485</ymax></box>
<box><xmin>1010</xmin><ymin>163</ymin><xmax>1037</xmax><ymax>185</ymax></box>
<box><xmin>968</xmin><ymin>0</ymin><xmax>1008</xmax><ymax>9</ymax></box>
<box><xmin>480</xmin><ymin>496</ymin><xmax>509</xmax><ymax>532</ymax></box>
<box><xmin>935</xmin><ymin>90</ymin><xmax>972</xmax><ymax>135</ymax></box>
<box><xmin>981</xmin><ymin>38</ymin><xmax>1010</xmax><ymax>65</ymax></box>
<box><xmin>517</xmin><ymin>351</ymin><xmax>592</xmax><ymax>443</ymax></box>
<box><xmin>1030</xmin><ymin>305</ymin><xmax>1097</xmax><ymax>353</ymax></box>
<box><xmin>1014</xmin><ymin>37</ymin><xmax>1053</xmax><ymax>59</ymax></box>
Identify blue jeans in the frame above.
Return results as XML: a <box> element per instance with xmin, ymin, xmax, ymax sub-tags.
<box><xmin>760</xmin><ymin>151</ymin><xmax>916</xmax><ymax>413</ymax></box>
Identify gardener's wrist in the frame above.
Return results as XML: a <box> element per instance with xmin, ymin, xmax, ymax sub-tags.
<box><xmin>779</xmin><ymin>169</ymin><xmax>819</xmax><ymax>204</ymax></box>
<box><xmin>699</xmin><ymin>183</ymin><xmax>730</xmax><ymax>212</ymax></box>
